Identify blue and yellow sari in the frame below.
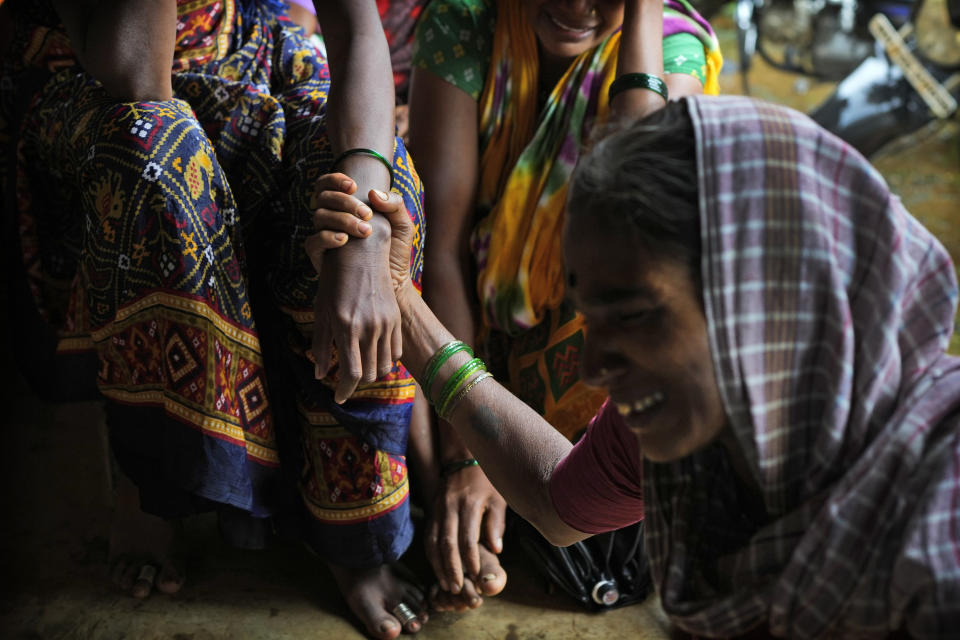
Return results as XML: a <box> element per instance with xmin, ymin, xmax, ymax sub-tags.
<box><xmin>0</xmin><ymin>0</ymin><xmax>423</xmax><ymax>566</ymax></box>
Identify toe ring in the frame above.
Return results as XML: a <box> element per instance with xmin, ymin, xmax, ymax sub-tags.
<box><xmin>392</xmin><ymin>602</ymin><xmax>417</xmax><ymax>626</ymax></box>
<box><xmin>137</xmin><ymin>564</ymin><xmax>158</xmax><ymax>584</ymax></box>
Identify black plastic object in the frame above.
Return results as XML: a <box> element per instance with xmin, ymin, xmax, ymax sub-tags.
<box><xmin>513</xmin><ymin>516</ymin><xmax>652</xmax><ymax>611</ymax></box>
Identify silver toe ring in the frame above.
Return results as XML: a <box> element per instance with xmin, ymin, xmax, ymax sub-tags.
<box><xmin>391</xmin><ymin>602</ymin><xmax>418</xmax><ymax>626</ymax></box>
<box><xmin>137</xmin><ymin>564</ymin><xmax>158</xmax><ymax>584</ymax></box>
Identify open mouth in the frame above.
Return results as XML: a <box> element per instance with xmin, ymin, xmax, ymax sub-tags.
<box><xmin>615</xmin><ymin>391</ymin><xmax>664</xmax><ymax>418</ymax></box>
<box><xmin>545</xmin><ymin>10</ymin><xmax>598</xmax><ymax>36</ymax></box>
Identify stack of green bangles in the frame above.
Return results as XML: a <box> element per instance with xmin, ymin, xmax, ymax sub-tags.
<box><xmin>423</xmin><ymin>340</ymin><xmax>494</xmax><ymax>421</ymax></box>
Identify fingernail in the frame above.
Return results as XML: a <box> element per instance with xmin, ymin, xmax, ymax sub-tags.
<box><xmin>380</xmin><ymin>621</ymin><xmax>397</xmax><ymax>633</ymax></box>
<box><xmin>315</xmin><ymin>364</ymin><xmax>322</xmax><ymax>379</ymax></box>
<box><xmin>340</xmin><ymin>179</ymin><xmax>352</xmax><ymax>191</ymax></box>
<box><xmin>373</xmin><ymin>189</ymin><xmax>388</xmax><ymax>200</ymax></box>
<box><xmin>334</xmin><ymin>233</ymin><xmax>346</xmax><ymax>243</ymax></box>
<box><xmin>482</xmin><ymin>573</ymin><xmax>497</xmax><ymax>583</ymax></box>
<box><xmin>358</xmin><ymin>222</ymin><xmax>372</xmax><ymax>234</ymax></box>
<box><xmin>470</xmin><ymin>597</ymin><xmax>480</xmax><ymax>606</ymax></box>
<box><xmin>451</xmin><ymin>582</ymin><xmax>461</xmax><ymax>594</ymax></box>
<box><xmin>495</xmin><ymin>537</ymin><xmax>503</xmax><ymax>552</ymax></box>
<box><xmin>359</xmin><ymin>205</ymin><xmax>373</xmax><ymax>218</ymax></box>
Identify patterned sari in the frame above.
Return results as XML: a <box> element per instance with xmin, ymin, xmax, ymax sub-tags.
<box><xmin>472</xmin><ymin>0</ymin><xmax>721</xmax><ymax>439</ymax></box>
<box><xmin>1</xmin><ymin>0</ymin><xmax>423</xmax><ymax>566</ymax></box>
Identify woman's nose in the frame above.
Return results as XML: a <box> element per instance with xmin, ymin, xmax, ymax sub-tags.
<box><xmin>579</xmin><ymin>330</ymin><xmax>621</xmax><ymax>387</ymax></box>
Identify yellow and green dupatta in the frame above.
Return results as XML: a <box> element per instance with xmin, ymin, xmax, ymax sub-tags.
<box><xmin>471</xmin><ymin>0</ymin><xmax>721</xmax><ymax>437</ymax></box>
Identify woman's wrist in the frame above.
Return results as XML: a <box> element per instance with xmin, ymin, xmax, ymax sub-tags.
<box><xmin>336</xmin><ymin>154</ymin><xmax>392</xmax><ymax>203</ymax></box>
<box><xmin>438</xmin><ymin>420</ymin><xmax>475</xmax><ymax>464</ymax></box>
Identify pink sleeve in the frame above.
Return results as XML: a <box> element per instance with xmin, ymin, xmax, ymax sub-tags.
<box><xmin>548</xmin><ymin>399</ymin><xmax>645</xmax><ymax>534</ymax></box>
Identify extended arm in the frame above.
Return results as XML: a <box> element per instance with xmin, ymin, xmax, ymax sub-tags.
<box><xmin>397</xmin><ymin>282</ymin><xmax>587</xmax><ymax>547</ymax></box>
<box><xmin>407</xmin><ymin>68</ymin><xmax>511</xmax><ymax>593</ymax></box>
<box><xmin>306</xmin><ymin>184</ymin><xmax>591</xmax><ymax>548</ymax></box>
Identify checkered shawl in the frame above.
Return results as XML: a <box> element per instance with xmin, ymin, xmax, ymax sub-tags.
<box><xmin>644</xmin><ymin>95</ymin><xmax>960</xmax><ymax>638</ymax></box>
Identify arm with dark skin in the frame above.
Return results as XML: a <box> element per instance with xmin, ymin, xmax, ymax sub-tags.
<box><xmin>399</xmin><ymin>313</ymin><xmax>585</xmax><ymax>548</ymax></box>
<box><xmin>610</xmin><ymin>0</ymin><xmax>703</xmax><ymax>120</ymax></box>
<box><xmin>308</xmin><ymin>2</ymin><xmax>402</xmax><ymax>402</ymax></box>
<box><xmin>407</xmin><ymin>69</ymin><xmax>509</xmax><ymax>596</ymax></box>
<box><xmin>308</xmin><ymin>183</ymin><xmax>587</xmax><ymax>547</ymax></box>
<box><xmin>384</xmin><ymin>196</ymin><xmax>584</xmax><ymax>547</ymax></box>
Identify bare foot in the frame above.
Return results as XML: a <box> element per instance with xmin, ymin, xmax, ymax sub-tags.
<box><xmin>328</xmin><ymin>562</ymin><xmax>429</xmax><ymax>639</ymax></box>
<box><xmin>429</xmin><ymin>544</ymin><xmax>506</xmax><ymax>611</ymax></box>
<box><xmin>108</xmin><ymin>470</ymin><xmax>185</xmax><ymax>599</ymax></box>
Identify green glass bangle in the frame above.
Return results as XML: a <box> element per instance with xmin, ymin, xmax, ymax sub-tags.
<box><xmin>436</xmin><ymin>357</ymin><xmax>486</xmax><ymax>417</ymax></box>
<box><xmin>440</xmin><ymin>371</ymin><xmax>493</xmax><ymax>421</ymax></box>
<box><xmin>440</xmin><ymin>458</ymin><xmax>480</xmax><ymax>477</ymax></box>
<box><xmin>608</xmin><ymin>73</ymin><xmax>668</xmax><ymax>103</ymax></box>
<box><xmin>423</xmin><ymin>341</ymin><xmax>473</xmax><ymax>403</ymax></box>
<box><xmin>331</xmin><ymin>147</ymin><xmax>394</xmax><ymax>190</ymax></box>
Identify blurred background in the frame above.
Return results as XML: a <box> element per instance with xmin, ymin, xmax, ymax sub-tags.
<box><xmin>1</xmin><ymin>2</ymin><xmax>958</xmax><ymax>638</ymax></box>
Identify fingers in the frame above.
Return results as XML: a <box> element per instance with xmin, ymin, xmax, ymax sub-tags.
<box><xmin>368</xmin><ymin>188</ymin><xmax>403</xmax><ymax>218</ymax></box>
<box><xmin>314</xmin><ymin>190</ymin><xmax>373</xmax><ymax>223</ymax></box>
<box><xmin>307</xmin><ymin>173</ymin><xmax>371</xmax><ymax>262</ymax></box>
<box><xmin>312</xmin><ymin>294</ymin><xmax>333</xmax><ymax>380</ymax></box>
<box><xmin>334</xmin><ymin>333</ymin><xmax>363</xmax><ymax>404</ymax></box>
<box><xmin>304</xmin><ymin>232</ymin><xmax>339</xmax><ymax>273</ymax></box>
<box><xmin>429</xmin><ymin>579</ymin><xmax>482</xmax><ymax>613</ymax></box>
<box><xmin>423</xmin><ymin>518</ymin><xmax>448</xmax><ymax>593</ymax></box>
<box><xmin>459</xmin><ymin>500</ymin><xmax>484</xmax><ymax>582</ymax></box>
<box><xmin>377</xmin><ymin>333</ymin><xmax>394</xmax><ymax>380</ymax></box>
<box><xmin>391</xmin><ymin>323</ymin><xmax>402</xmax><ymax>365</ymax></box>
<box><xmin>439</xmin><ymin>506</ymin><xmax>465</xmax><ymax>595</ymax></box>
<box><xmin>312</xmin><ymin>208</ymin><xmax>373</xmax><ymax>240</ymax></box>
<box><xmin>313</xmin><ymin>172</ymin><xmax>359</xmax><ymax>198</ymax></box>
<box><xmin>483</xmin><ymin>502</ymin><xmax>507</xmax><ymax>555</ymax></box>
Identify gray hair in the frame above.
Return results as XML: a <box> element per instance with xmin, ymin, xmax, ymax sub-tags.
<box><xmin>568</xmin><ymin>100</ymin><xmax>701</xmax><ymax>278</ymax></box>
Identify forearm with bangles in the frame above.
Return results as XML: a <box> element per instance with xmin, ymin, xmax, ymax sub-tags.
<box><xmin>396</xmin><ymin>287</ymin><xmax>584</xmax><ymax>546</ymax></box>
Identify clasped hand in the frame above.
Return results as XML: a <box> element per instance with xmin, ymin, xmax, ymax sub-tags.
<box><xmin>305</xmin><ymin>174</ymin><xmax>415</xmax><ymax>402</ymax></box>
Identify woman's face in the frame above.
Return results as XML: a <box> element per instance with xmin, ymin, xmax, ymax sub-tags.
<box><xmin>563</xmin><ymin>213</ymin><xmax>728</xmax><ymax>463</ymax></box>
<box><xmin>523</xmin><ymin>0</ymin><xmax>625</xmax><ymax>64</ymax></box>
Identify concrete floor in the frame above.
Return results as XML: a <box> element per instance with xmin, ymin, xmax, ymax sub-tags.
<box><xmin>0</xmin><ymin>388</ymin><xmax>674</xmax><ymax>640</ymax></box>
<box><xmin>1</xmin><ymin>12</ymin><xmax>958</xmax><ymax>640</ymax></box>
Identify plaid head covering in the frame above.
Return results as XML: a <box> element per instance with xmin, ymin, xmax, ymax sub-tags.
<box><xmin>644</xmin><ymin>96</ymin><xmax>960</xmax><ymax>638</ymax></box>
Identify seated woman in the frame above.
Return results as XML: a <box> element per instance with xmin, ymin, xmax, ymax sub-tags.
<box><xmin>312</xmin><ymin>95</ymin><xmax>960</xmax><ymax>636</ymax></box>
<box><xmin>404</xmin><ymin>0</ymin><xmax>722</xmax><ymax>607</ymax></box>
<box><xmin>1</xmin><ymin>1</ymin><xmax>427</xmax><ymax>637</ymax></box>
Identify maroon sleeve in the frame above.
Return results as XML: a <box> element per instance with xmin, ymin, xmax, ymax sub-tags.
<box><xmin>548</xmin><ymin>399</ymin><xmax>645</xmax><ymax>534</ymax></box>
